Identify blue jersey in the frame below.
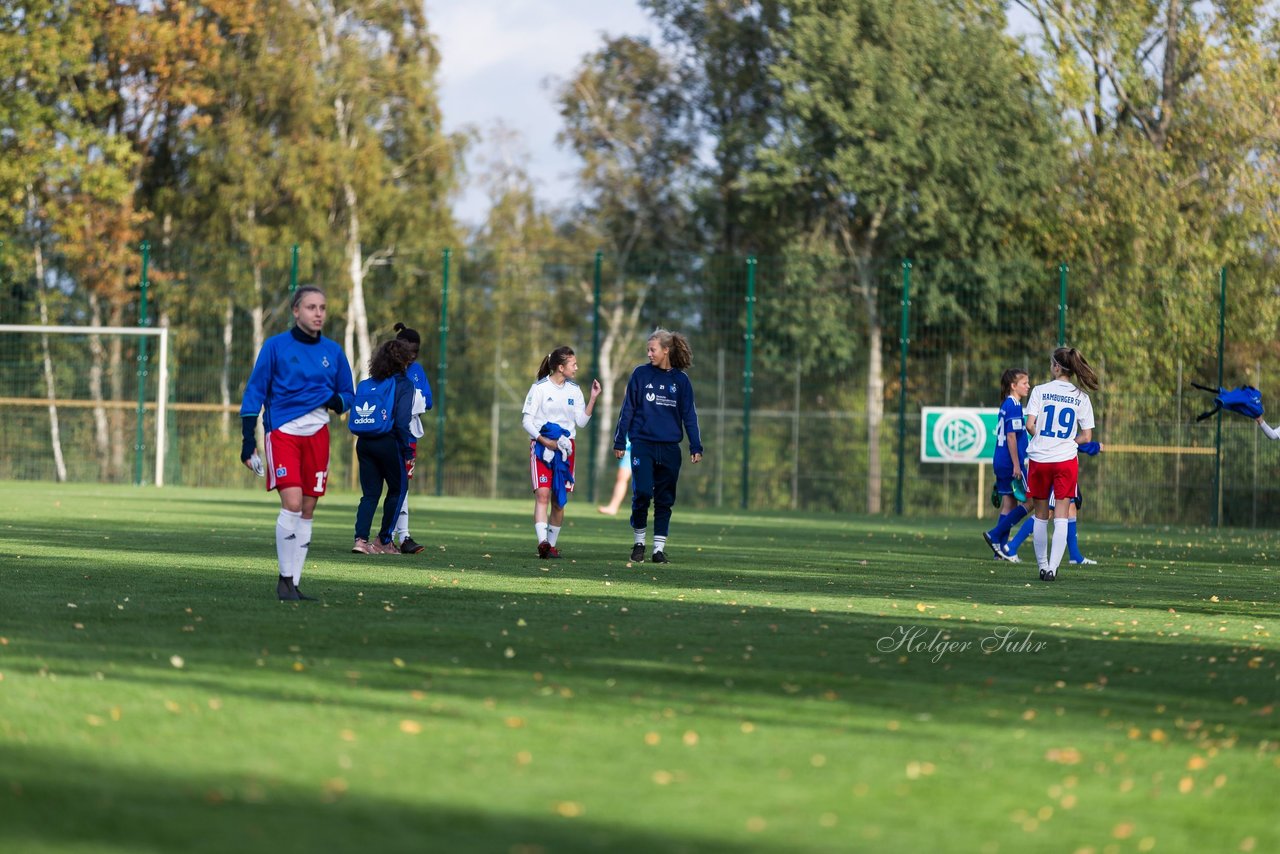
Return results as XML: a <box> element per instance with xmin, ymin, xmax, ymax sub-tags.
<box><xmin>406</xmin><ymin>361</ymin><xmax>432</xmax><ymax>410</ymax></box>
<box><xmin>240</xmin><ymin>327</ymin><xmax>355</xmax><ymax>431</ymax></box>
<box><xmin>613</xmin><ymin>364</ymin><xmax>702</xmax><ymax>454</ymax></box>
<box><xmin>993</xmin><ymin>395</ymin><xmax>1027</xmax><ymax>471</ymax></box>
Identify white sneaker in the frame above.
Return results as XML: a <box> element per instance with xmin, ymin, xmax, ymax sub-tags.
<box><xmin>1003</xmin><ymin>551</ymin><xmax>1022</xmax><ymax>563</ymax></box>
<box><xmin>1069</xmin><ymin>557</ymin><xmax>1097</xmax><ymax>565</ymax></box>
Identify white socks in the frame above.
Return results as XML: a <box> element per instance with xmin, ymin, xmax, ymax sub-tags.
<box><xmin>654</xmin><ymin>535</ymin><xmax>667</xmax><ymax>554</ymax></box>
<box><xmin>633</xmin><ymin>527</ymin><xmax>646</xmax><ymax>546</ymax></box>
<box><xmin>535</xmin><ymin>522</ymin><xmax>549</xmax><ymax>544</ymax></box>
<box><xmin>1032</xmin><ymin>517</ymin><xmax>1048</xmax><ymax>571</ymax></box>
<box><xmin>548</xmin><ymin>525</ymin><xmax>561</xmax><ymax>546</ymax></box>
<box><xmin>394</xmin><ymin>498</ymin><xmax>409</xmax><ymax>543</ymax></box>
<box><xmin>1032</xmin><ymin>516</ymin><xmax>1070</xmax><ymax>575</ymax></box>
<box><xmin>1049</xmin><ymin>518</ymin><xmax>1068</xmax><ymax>575</ymax></box>
<box><xmin>293</xmin><ymin>517</ymin><xmax>311</xmax><ymax>584</ymax></box>
<box><xmin>276</xmin><ymin>509</ymin><xmax>302</xmax><ymax>580</ymax></box>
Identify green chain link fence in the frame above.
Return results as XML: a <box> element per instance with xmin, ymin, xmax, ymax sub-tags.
<box><xmin>2</xmin><ymin>242</ymin><xmax>1278</xmax><ymax>527</ymax></box>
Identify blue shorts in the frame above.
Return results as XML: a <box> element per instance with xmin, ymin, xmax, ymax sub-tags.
<box><xmin>993</xmin><ymin>467</ymin><xmax>1027</xmax><ymax>501</ymax></box>
<box><xmin>619</xmin><ymin>449</ymin><xmax>631</xmax><ymax>470</ymax></box>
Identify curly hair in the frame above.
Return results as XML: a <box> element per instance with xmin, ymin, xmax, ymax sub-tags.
<box><xmin>649</xmin><ymin>328</ymin><xmax>692</xmax><ymax>370</ymax></box>
<box><xmin>368</xmin><ymin>339</ymin><xmax>415</xmax><ymax>381</ymax></box>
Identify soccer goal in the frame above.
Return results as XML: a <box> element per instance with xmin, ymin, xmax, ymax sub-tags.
<box><xmin>0</xmin><ymin>324</ymin><xmax>170</xmax><ymax>486</ymax></box>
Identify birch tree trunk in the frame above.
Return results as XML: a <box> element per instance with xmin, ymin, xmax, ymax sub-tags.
<box><xmin>88</xmin><ymin>293</ymin><xmax>110</xmax><ymax>480</ymax></box>
<box><xmin>221</xmin><ymin>298</ymin><xmax>234</xmax><ymax>436</ymax></box>
<box><xmin>33</xmin><ymin>237</ymin><xmax>67</xmax><ymax>482</ymax></box>
<box><xmin>108</xmin><ymin>301</ymin><xmax>126</xmax><ymax>478</ymax></box>
<box><xmin>343</xmin><ymin>180</ymin><xmax>372</xmax><ymax>380</ymax></box>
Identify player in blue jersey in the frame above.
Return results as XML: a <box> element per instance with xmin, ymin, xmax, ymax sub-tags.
<box><xmin>521</xmin><ymin>346</ymin><xmax>602</xmax><ymax>558</ymax></box>
<box><xmin>389</xmin><ymin>322</ymin><xmax>433</xmax><ymax>554</ymax></box>
<box><xmin>612</xmin><ymin>328</ymin><xmax>703</xmax><ymax>564</ymax></box>
<box><xmin>984</xmin><ymin>368</ymin><xmax>1032</xmax><ymax>558</ymax></box>
<box><xmin>351</xmin><ymin>339</ymin><xmax>418</xmax><ymax>555</ymax></box>
<box><xmin>240</xmin><ymin>285</ymin><xmax>355</xmax><ymax>601</ymax></box>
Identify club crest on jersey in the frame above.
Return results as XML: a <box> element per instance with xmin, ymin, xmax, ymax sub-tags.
<box><xmin>322</xmin><ymin>356</ymin><xmax>330</xmax><ymax>368</ymax></box>
<box><xmin>275</xmin><ymin>466</ymin><xmax>288</xmax><ymax>477</ymax></box>
<box><xmin>568</xmin><ymin>398</ymin><xmax>574</xmax><ymax>405</ymax></box>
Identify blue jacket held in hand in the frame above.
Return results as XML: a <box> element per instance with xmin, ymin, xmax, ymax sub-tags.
<box><xmin>539</xmin><ymin>422</ymin><xmax>574</xmax><ymax>506</ymax></box>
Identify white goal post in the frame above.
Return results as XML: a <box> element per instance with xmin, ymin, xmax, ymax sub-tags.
<box><xmin>0</xmin><ymin>323</ymin><xmax>170</xmax><ymax>486</ymax></box>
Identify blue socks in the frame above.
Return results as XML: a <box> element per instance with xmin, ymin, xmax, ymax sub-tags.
<box><xmin>1005</xmin><ymin>516</ymin><xmax>1035</xmax><ymax>556</ymax></box>
<box><xmin>1067</xmin><ymin>518</ymin><xmax>1084</xmax><ymax>563</ymax></box>
<box><xmin>987</xmin><ymin>505</ymin><xmax>1028</xmax><ymax>543</ymax></box>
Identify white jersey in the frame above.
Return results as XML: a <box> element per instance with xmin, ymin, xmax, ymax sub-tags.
<box><xmin>1026</xmin><ymin>379</ymin><xmax>1094</xmax><ymax>463</ymax></box>
<box><xmin>521</xmin><ymin>377</ymin><xmax>590</xmax><ymax>440</ymax></box>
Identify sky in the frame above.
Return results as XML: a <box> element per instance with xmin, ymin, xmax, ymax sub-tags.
<box><xmin>424</xmin><ymin>0</ymin><xmax>660</xmax><ymax>228</ymax></box>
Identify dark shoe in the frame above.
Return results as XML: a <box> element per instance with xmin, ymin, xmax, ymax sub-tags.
<box><xmin>651</xmin><ymin>550</ymin><xmax>668</xmax><ymax>564</ymax></box>
<box><xmin>294</xmin><ymin>586</ymin><xmax>318</xmax><ymax>601</ymax></box>
<box><xmin>538</xmin><ymin>540</ymin><xmax>552</xmax><ymax>559</ymax></box>
<box><xmin>982</xmin><ymin>531</ymin><xmax>1002</xmax><ymax>557</ymax></box>
<box><xmin>546</xmin><ymin>545</ymin><xmax>562</xmax><ymax>559</ymax></box>
<box><xmin>630</xmin><ymin>543</ymin><xmax>644</xmax><ymax>562</ymax></box>
<box><xmin>399</xmin><ymin>536</ymin><xmax>425</xmax><ymax>555</ymax></box>
<box><xmin>277</xmin><ymin>576</ymin><xmax>300</xmax><ymax>601</ymax></box>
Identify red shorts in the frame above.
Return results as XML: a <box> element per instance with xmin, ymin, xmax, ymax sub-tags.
<box><xmin>264</xmin><ymin>427</ymin><xmax>331</xmax><ymax>496</ymax></box>
<box><xmin>1027</xmin><ymin>457</ymin><xmax>1078</xmax><ymax>503</ymax></box>
<box><xmin>529</xmin><ymin>439</ymin><xmax>575</xmax><ymax>493</ymax></box>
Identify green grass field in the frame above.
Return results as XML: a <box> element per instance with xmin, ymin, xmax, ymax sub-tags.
<box><xmin>1</xmin><ymin>482</ymin><xmax>1276</xmax><ymax>854</ymax></box>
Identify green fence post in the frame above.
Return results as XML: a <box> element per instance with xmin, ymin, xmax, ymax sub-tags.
<box><xmin>133</xmin><ymin>241</ymin><xmax>152</xmax><ymax>486</ymax></box>
<box><xmin>895</xmin><ymin>259</ymin><xmax>911</xmax><ymax>516</ymax></box>
<box><xmin>589</xmin><ymin>250</ymin><xmax>603</xmax><ymax>502</ymax></box>
<box><xmin>436</xmin><ymin>248</ymin><xmax>451</xmax><ymax>498</ymax></box>
<box><xmin>1057</xmin><ymin>263</ymin><xmax>1068</xmax><ymax>347</ymax></box>
<box><xmin>289</xmin><ymin>244</ymin><xmax>299</xmax><ymax>294</ymax></box>
<box><xmin>740</xmin><ymin>256</ymin><xmax>757</xmax><ymax>510</ymax></box>
<box><xmin>1214</xmin><ymin>265</ymin><xmax>1226</xmax><ymax>527</ymax></box>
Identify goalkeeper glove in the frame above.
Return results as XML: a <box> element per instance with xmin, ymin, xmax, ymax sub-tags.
<box><xmin>1078</xmin><ymin>441</ymin><xmax>1101</xmax><ymax>456</ymax></box>
<box><xmin>240</xmin><ymin>415</ymin><xmax>258</xmax><ymax>462</ymax></box>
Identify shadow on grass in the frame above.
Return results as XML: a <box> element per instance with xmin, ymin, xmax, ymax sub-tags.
<box><xmin>0</xmin><ymin>743</ymin><xmax>745</xmax><ymax>854</ymax></box>
<box><xmin>3</xmin><ymin>556</ymin><xmax>1275</xmax><ymax>746</ymax></box>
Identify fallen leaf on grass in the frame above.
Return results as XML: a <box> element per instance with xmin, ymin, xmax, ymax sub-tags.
<box><xmin>399</xmin><ymin>720</ymin><xmax>422</xmax><ymax>734</ymax></box>
<box><xmin>1045</xmin><ymin>748</ymin><xmax>1081</xmax><ymax>765</ymax></box>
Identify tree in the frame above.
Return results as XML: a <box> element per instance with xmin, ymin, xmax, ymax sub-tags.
<box><xmin>747</xmin><ymin>0</ymin><xmax>1062</xmax><ymax>511</ymax></box>
<box><xmin>556</xmin><ymin>35</ymin><xmax>702</xmax><ymax>481</ymax></box>
<box><xmin>1015</xmin><ymin>0</ymin><xmax>1280</xmax><ymax>390</ymax></box>
<box><xmin>298</xmin><ymin>0</ymin><xmax>461</xmax><ymax>380</ymax></box>
<box><xmin>641</xmin><ymin>0</ymin><xmax>786</xmax><ymax>254</ymax></box>
<box><xmin>0</xmin><ymin>0</ymin><xmax>137</xmax><ymax>479</ymax></box>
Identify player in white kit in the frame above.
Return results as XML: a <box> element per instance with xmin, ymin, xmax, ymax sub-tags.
<box><xmin>1025</xmin><ymin>347</ymin><xmax>1099</xmax><ymax>581</ymax></box>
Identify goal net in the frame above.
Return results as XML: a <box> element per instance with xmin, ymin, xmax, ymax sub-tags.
<box><xmin>0</xmin><ymin>324</ymin><xmax>170</xmax><ymax>486</ymax></box>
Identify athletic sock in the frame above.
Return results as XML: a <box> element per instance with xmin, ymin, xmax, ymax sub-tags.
<box><xmin>990</xmin><ymin>505</ymin><xmax>1027</xmax><ymax>541</ymax></box>
<box><xmin>1050</xmin><ymin>518</ymin><xmax>1069</xmax><ymax>573</ymax></box>
<box><xmin>633</xmin><ymin>527</ymin><xmax>646</xmax><ymax>546</ymax></box>
<box><xmin>394</xmin><ymin>506</ymin><xmax>409</xmax><ymax>544</ymax></box>
<box><xmin>654</xmin><ymin>535</ymin><xmax>667</xmax><ymax>554</ymax></box>
<box><xmin>535</xmin><ymin>522</ymin><xmax>549</xmax><ymax>544</ymax></box>
<box><xmin>275</xmin><ymin>509</ymin><xmax>301</xmax><ymax>578</ymax></box>
<box><xmin>1066</xmin><ymin>518</ymin><xmax>1084</xmax><ymax>562</ymax></box>
<box><xmin>547</xmin><ymin>525</ymin><xmax>561</xmax><ymax>546</ymax></box>
<box><xmin>1006</xmin><ymin>516</ymin><xmax>1034</xmax><ymax>555</ymax></box>
<box><xmin>293</xmin><ymin>517</ymin><xmax>312</xmax><ymax>584</ymax></box>
<box><xmin>1032</xmin><ymin>517</ymin><xmax>1049</xmax><ymax>570</ymax></box>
